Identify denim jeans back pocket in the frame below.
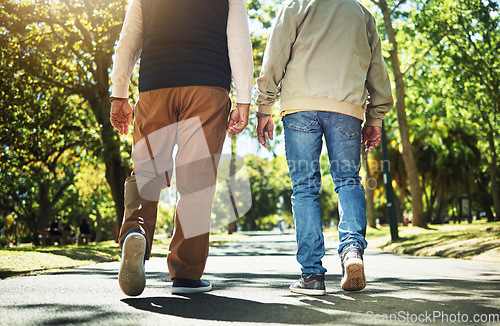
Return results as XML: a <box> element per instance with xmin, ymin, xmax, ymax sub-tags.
<box><xmin>286</xmin><ymin>111</ymin><xmax>318</xmax><ymax>132</ymax></box>
<box><xmin>336</xmin><ymin>114</ymin><xmax>361</xmax><ymax>139</ymax></box>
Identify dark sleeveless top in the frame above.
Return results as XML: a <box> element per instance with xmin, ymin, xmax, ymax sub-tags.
<box><xmin>139</xmin><ymin>0</ymin><xmax>231</xmax><ymax>92</ymax></box>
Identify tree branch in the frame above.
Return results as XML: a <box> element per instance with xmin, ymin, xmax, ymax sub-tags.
<box><xmin>445</xmin><ymin>36</ymin><xmax>497</xmax><ymax>105</ymax></box>
<box><xmin>49</xmin><ymin>180</ymin><xmax>73</xmax><ymax>210</ymax></box>
<box><xmin>46</xmin><ymin>141</ymin><xmax>83</xmax><ymax>172</ymax></box>
<box><xmin>391</xmin><ymin>0</ymin><xmax>408</xmax><ymax>15</ymax></box>
<box><xmin>403</xmin><ymin>34</ymin><xmax>445</xmax><ymax>75</ymax></box>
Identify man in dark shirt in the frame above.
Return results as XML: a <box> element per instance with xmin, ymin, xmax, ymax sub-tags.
<box><xmin>110</xmin><ymin>0</ymin><xmax>253</xmax><ymax>296</ymax></box>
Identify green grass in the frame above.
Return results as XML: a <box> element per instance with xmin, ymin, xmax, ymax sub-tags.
<box><xmin>0</xmin><ymin>241</ymin><xmax>121</xmax><ymax>277</ymax></box>
<box><xmin>362</xmin><ymin>220</ymin><xmax>500</xmax><ymax>262</ymax></box>
<box><xmin>0</xmin><ymin>232</ymin><xmax>249</xmax><ymax>278</ymax></box>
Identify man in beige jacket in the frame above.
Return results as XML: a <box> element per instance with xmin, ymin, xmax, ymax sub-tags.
<box><xmin>256</xmin><ymin>0</ymin><xmax>393</xmax><ymax>295</ymax></box>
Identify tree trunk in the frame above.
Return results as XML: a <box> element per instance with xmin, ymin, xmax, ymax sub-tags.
<box><xmin>482</xmin><ymin>109</ymin><xmax>500</xmax><ymax>220</ymax></box>
<box><xmin>88</xmin><ymin>53</ymin><xmax>131</xmax><ymax>241</ymax></box>
<box><xmin>362</xmin><ymin>147</ymin><xmax>377</xmax><ymax>228</ymax></box>
<box><xmin>95</xmin><ymin>207</ymin><xmax>103</xmax><ymax>242</ymax></box>
<box><xmin>428</xmin><ymin>186</ymin><xmax>437</xmax><ymax>223</ymax></box>
<box><xmin>227</xmin><ymin>136</ymin><xmax>237</xmax><ymax>234</ymax></box>
<box><xmin>104</xmin><ymin>122</ymin><xmax>129</xmax><ymax>239</ymax></box>
<box><xmin>489</xmin><ymin>158</ymin><xmax>500</xmax><ymax>221</ymax></box>
<box><xmin>376</xmin><ymin>0</ymin><xmax>426</xmax><ymax>227</ymax></box>
<box><xmin>435</xmin><ymin>199</ymin><xmax>444</xmax><ymax>224</ymax></box>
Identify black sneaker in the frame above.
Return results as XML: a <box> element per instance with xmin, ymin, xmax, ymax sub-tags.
<box><xmin>172</xmin><ymin>278</ymin><xmax>212</xmax><ymax>294</ymax></box>
<box><xmin>290</xmin><ymin>273</ymin><xmax>326</xmax><ymax>296</ymax></box>
<box><xmin>340</xmin><ymin>248</ymin><xmax>366</xmax><ymax>291</ymax></box>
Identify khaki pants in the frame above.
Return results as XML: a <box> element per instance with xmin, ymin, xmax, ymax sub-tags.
<box><xmin>119</xmin><ymin>86</ymin><xmax>231</xmax><ymax>280</ymax></box>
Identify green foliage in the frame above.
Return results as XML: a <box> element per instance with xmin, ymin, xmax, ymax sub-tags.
<box><xmin>156</xmin><ymin>201</ymin><xmax>175</xmax><ymax>236</ymax></box>
<box><xmin>1</xmin><ymin>0</ymin><xmax>132</xmax><ymax>237</ymax></box>
<box><xmin>244</xmin><ymin>0</ymin><xmax>284</xmax><ymax>156</ymax></box>
<box><xmin>1</xmin><ymin>0</ymin><xmax>498</xmax><ymax>246</ymax></box>
<box><xmin>0</xmin><ymin>75</ymin><xmax>93</xmax><ymax>242</ymax></box>
<box><xmin>234</xmin><ymin>153</ymin><xmax>340</xmax><ymax>231</ymax></box>
<box><xmin>0</xmin><ymin>0</ymin><xmax>125</xmax><ymax>97</ymax></box>
<box><xmin>74</xmin><ymin>157</ymin><xmax>117</xmax><ymax>241</ymax></box>
<box><xmin>406</xmin><ymin>0</ymin><xmax>500</xmax><ymax>220</ymax></box>
<box><xmin>362</xmin><ymin>0</ymin><xmax>499</xmax><ymax>222</ymax></box>
<box><xmin>238</xmin><ymin>154</ymin><xmax>288</xmax><ymax>230</ymax></box>
<box><xmin>412</xmin><ymin>116</ymin><xmax>482</xmax><ymax>220</ymax></box>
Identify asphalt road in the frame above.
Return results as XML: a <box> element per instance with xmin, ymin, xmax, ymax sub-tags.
<box><xmin>1</xmin><ymin>233</ymin><xmax>500</xmax><ymax>325</ymax></box>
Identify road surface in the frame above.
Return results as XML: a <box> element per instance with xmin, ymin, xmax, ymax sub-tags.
<box><xmin>1</xmin><ymin>233</ymin><xmax>499</xmax><ymax>325</ymax></box>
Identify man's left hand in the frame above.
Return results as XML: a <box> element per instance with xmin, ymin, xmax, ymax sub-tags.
<box><xmin>227</xmin><ymin>103</ymin><xmax>250</xmax><ymax>137</ymax></box>
<box><xmin>362</xmin><ymin>125</ymin><xmax>382</xmax><ymax>153</ymax></box>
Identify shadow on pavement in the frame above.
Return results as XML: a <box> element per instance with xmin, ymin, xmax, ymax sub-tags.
<box><xmin>122</xmin><ymin>294</ymin><xmax>333</xmax><ymax>324</ymax></box>
<box><xmin>121</xmin><ymin>274</ymin><xmax>500</xmax><ymax>324</ymax></box>
<box><xmin>4</xmin><ymin>263</ymin><xmax>500</xmax><ymax>325</ymax></box>
<box><xmin>4</xmin><ymin>303</ymin><xmax>135</xmax><ymax>325</ymax></box>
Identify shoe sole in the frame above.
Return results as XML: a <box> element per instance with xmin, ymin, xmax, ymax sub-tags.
<box><xmin>172</xmin><ymin>283</ymin><xmax>213</xmax><ymax>294</ymax></box>
<box><xmin>119</xmin><ymin>234</ymin><xmax>146</xmax><ymax>296</ymax></box>
<box><xmin>290</xmin><ymin>287</ymin><xmax>326</xmax><ymax>296</ymax></box>
<box><xmin>341</xmin><ymin>260</ymin><xmax>366</xmax><ymax>291</ymax></box>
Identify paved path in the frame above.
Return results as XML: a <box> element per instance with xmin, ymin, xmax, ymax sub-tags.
<box><xmin>1</xmin><ymin>234</ymin><xmax>500</xmax><ymax>325</ymax></box>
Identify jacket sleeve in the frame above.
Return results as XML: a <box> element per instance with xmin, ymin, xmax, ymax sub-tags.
<box><xmin>227</xmin><ymin>0</ymin><xmax>254</xmax><ymax>104</ymax></box>
<box><xmin>365</xmin><ymin>15</ymin><xmax>394</xmax><ymax>127</ymax></box>
<box><xmin>255</xmin><ymin>1</ymin><xmax>297</xmax><ymax>115</ymax></box>
<box><xmin>110</xmin><ymin>0</ymin><xmax>143</xmax><ymax>98</ymax></box>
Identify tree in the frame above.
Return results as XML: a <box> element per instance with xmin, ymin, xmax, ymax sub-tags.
<box><xmin>362</xmin><ymin>147</ymin><xmax>378</xmax><ymax>228</ymax></box>
<box><xmin>245</xmin><ymin>0</ymin><xmax>284</xmax><ymax>158</ymax></box>
<box><xmin>240</xmin><ymin>155</ymin><xmax>280</xmax><ymax>230</ymax></box>
<box><xmin>414</xmin><ymin>0</ymin><xmax>500</xmax><ymax>219</ymax></box>
<box><xmin>1</xmin><ymin>0</ymin><xmax>132</xmax><ymax>236</ymax></box>
<box><xmin>75</xmin><ymin>158</ymin><xmax>116</xmax><ymax>242</ymax></box>
<box><xmin>0</xmin><ymin>64</ymin><xmax>92</xmax><ymax>243</ymax></box>
<box><xmin>411</xmin><ymin>113</ymin><xmax>482</xmax><ymax>221</ymax></box>
<box><xmin>368</xmin><ymin>0</ymin><xmax>427</xmax><ymax>227</ymax></box>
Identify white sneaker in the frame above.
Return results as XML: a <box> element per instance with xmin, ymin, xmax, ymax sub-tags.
<box><xmin>119</xmin><ymin>232</ymin><xmax>146</xmax><ymax>296</ymax></box>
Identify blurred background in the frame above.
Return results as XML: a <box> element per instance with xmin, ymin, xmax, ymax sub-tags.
<box><xmin>0</xmin><ymin>0</ymin><xmax>498</xmax><ymax>247</ymax></box>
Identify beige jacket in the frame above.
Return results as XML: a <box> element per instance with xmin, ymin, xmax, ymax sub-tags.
<box><xmin>256</xmin><ymin>0</ymin><xmax>393</xmax><ymax>126</ymax></box>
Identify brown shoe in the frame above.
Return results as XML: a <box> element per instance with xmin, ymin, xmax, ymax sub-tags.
<box><xmin>340</xmin><ymin>248</ymin><xmax>366</xmax><ymax>291</ymax></box>
<box><xmin>290</xmin><ymin>273</ymin><xmax>326</xmax><ymax>296</ymax></box>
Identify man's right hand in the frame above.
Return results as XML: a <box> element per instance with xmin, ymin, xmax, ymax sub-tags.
<box><xmin>110</xmin><ymin>99</ymin><xmax>133</xmax><ymax>135</ymax></box>
<box><xmin>256</xmin><ymin>115</ymin><xmax>274</xmax><ymax>149</ymax></box>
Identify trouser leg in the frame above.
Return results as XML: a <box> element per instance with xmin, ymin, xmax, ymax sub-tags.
<box><xmin>167</xmin><ymin>86</ymin><xmax>231</xmax><ymax>280</ymax></box>
<box><xmin>283</xmin><ymin>111</ymin><xmax>327</xmax><ymax>277</ymax></box>
<box><xmin>118</xmin><ymin>88</ymin><xmax>176</xmax><ymax>259</ymax></box>
<box><xmin>119</xmin><ymin>175</ymin><xmax>158</xmax><ymax>259</ymax></box>
<box><xmin>322</xmin><ymin>112</ymin><xmax>367</xmax><ymax>256</ymax></box>
<box><xmin>119</xmin><ymin>86</ymin><xmax>230</xmax><ymax>276</ymax></box>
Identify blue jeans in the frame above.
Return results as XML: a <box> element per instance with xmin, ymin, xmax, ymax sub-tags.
<box><xmin>283</xmin><ymin>111</ymin><xmax>367</xmax><ymax>277</ymax></box>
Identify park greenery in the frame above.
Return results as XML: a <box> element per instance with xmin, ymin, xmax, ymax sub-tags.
<box><xmin>0</xmin><ymin>0</ymin><xmax>498</xmax><ymax>247</ymax></box>
<box><xmin>1</xmin><ymin>221</ymin><xmax>498</xmax><ymax>277</ymax></box>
